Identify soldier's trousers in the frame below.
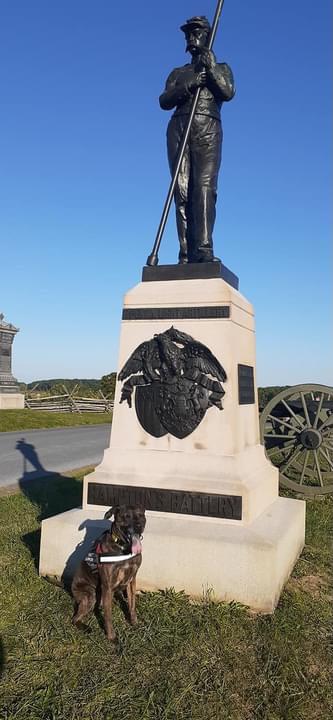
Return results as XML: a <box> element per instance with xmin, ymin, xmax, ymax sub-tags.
<box><xmin>167</xmin><ymin>113</ymin><xmax>222</xmax><ymax>263</ymax></box>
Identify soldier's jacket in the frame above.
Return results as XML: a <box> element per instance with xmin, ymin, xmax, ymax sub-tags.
<box><xmin>160</xmin><ymin>62</ymin><xmax>235</xmax><ymax>120</ymax></box>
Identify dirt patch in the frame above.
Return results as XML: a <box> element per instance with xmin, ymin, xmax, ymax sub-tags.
<box><xmin>289</xmin><ymin>573</ymin><xmax>331</xmax><ymax>598</ymax></box>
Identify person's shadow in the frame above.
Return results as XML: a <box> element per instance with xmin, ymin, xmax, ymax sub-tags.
<box><xmin>20</xmin><ymin>471</ymin><xmax>83</xmax><ymax>573</ymax></box>
<box><xmin>16</xmin><ymin>437</ymin><xmax>52</xmax><ymax>480</ymax></box>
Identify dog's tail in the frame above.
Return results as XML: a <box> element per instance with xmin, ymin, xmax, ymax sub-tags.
<box><xmin>43</xmin><ymin>575</ymin><xmax>64</xmax><ymax>589</ymax></box>
<box><xmin>43</xmin><ymin>575</ymin><xmax>73</xmax><ymax>594</ymax></box>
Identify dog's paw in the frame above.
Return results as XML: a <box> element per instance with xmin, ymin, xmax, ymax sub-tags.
<box><xmin>106</xmin><ymin>632</ymin><xmax>117</xmax><ymax>642</ymax></box>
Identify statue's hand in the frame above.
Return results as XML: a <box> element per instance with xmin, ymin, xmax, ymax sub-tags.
<box><xmin>199</xmin><ymin>48</ymin><xmax>216</xmax><ymax>70</ymax></box>
<box><xmin>187</xmin><ymin>70</ymin><xmax>207</xmax><ymax>93</ymax></box>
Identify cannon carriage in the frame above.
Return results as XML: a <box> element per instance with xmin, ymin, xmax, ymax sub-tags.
<box><xmin>260</xmin><ymin>384</ymin><xmax>333</xmax><ymax>496</ymax></box>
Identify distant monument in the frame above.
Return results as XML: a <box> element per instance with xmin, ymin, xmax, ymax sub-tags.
<box><xmin>0</xmin><ymin>313</ymin><xmax>24</xmax><ymax>409</ymax></box>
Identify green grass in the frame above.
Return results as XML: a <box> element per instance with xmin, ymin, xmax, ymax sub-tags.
<box><xmin>0</xmin><ymin>477</ymin><xmax>332</xmax><ymax>720</ymax></box>
<box><xmin>0</xmin><ymin>409</ymin><xmax>112</xmax><ymax>432</ymax></box>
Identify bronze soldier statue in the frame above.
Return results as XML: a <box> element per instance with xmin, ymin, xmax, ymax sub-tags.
<box><xmin>159</xmin><ymin>16</ymin><xmax>234</xmax><ymax>264</ymax></box>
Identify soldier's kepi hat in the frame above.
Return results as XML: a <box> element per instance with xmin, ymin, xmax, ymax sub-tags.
<box><xmin>180</xmin><ymin>16</ymin><xmax>211</xmax><ymax>35</ymax></box>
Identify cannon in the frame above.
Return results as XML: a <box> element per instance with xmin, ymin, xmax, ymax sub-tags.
<box><xmin>260</xmin><ymin>384</ymin><xmax>333</xmax><ymax>496</ymax></box>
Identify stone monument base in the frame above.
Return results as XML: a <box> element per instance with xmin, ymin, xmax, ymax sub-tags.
<box><xmin>39</xmin><ymin>273</ymin><xmax>306</xmax><ymax>612</ymax></box>
<box><xmin>39</xmin><ymin>496</ymin><xmax>305</xmax><ymax>612</ymax></box>
<box><xmin>0</xmin><ymin>392</ymin><xmax>25</xmax><ymax>409</ymax></box>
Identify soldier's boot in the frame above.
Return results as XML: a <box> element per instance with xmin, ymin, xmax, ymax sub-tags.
<box><xmin>178</xmin><ymin>236</ymin><xmax>189</xmax><ymax>264</ymax></box>
<box><xmin>191</xmin><ymin>186</ymin><xmax>221</xmax><ymax>263</ymax></box>
<box><xmin>176</xmin><ymin>202</ymin><xmax>189</xmax><ymax>264</ymax></box>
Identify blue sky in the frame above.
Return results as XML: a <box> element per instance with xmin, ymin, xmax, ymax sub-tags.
<box><xmin>0</xmin><ymin>0</ymin><xmax>331</xmax><ymax>386</ymax></box>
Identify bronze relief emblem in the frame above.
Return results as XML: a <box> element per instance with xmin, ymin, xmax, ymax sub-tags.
<box><xmin>118</xmin><ymin>327</ymin><xmax>226</xmax><ymax>439</ymax></box>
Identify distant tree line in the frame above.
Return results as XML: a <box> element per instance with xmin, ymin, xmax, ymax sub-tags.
<box><xmin>21</xmin><ymin>375</ymin><xmax>116</xmax><ymax>400</ymax></box>
<box><xmin>100</xmin><ymin>373</ymin><xmax>116</xmax><ymax>398</ymax></box>
<box><xmin>25</xmin><ymin>378</ymin><xmax>100</xmax><ymax>392</ymax></box>
<box><xmin>20</xmin><ymin>376</ymin><xmax>288</xmax><ymax>409</ymax></box>
<box><xmin>257</xmin><ymin>386</ymin><xmax>290</xmax><ymax>412</ymax></box>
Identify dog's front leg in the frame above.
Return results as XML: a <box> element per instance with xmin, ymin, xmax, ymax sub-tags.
<box><xmin>102</xmin><ymin>585</ymin><xmax>116</xmax><ymax>641</ymax></box>
<box><xmin>127</xmin><ymin>576</ymin><xmax>138</xmax><ymax>626</ymax></box>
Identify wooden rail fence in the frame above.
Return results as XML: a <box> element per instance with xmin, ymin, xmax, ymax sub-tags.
<box><xmin>24</xmin><ymin>384</ymin><xmax>114</xmax><ymax>413</ymax></box>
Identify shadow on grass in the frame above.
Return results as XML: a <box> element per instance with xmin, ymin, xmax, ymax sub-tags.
<box><xmin>19</xmin><ymin>471</ymin><xmax>110</xmax><ymax>601</ymax></box>
<box><xmin>20</xmin><ymin>472</ymin><xmax>82</xmax><ymax>572</ymax></box>
<box><xmin>0</xmin><ymin>637</ymin><xmax>5</xmax><ymax>679</ymax></box>
<box><xmin>19</xmin><ymin>471</ymin><xmax>82</xmax><ymax>521</ymax></box>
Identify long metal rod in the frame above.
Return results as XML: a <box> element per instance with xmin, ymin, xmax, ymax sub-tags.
<box><xmin>146</xmin><ymin>0</ymin><xmax>225</xmax><ymax>266</ymax></box>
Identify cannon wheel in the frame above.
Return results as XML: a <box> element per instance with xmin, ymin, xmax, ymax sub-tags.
<box><xmin>260</xmin><ymin>384</ymin><xmax>333</xmax><ymax>496</ymax></box>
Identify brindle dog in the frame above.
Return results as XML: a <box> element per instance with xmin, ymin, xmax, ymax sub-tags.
<box><xmin>71</xmin><ymin>505</ymin><xmax>146</xmax><ymax>641</ymax></box>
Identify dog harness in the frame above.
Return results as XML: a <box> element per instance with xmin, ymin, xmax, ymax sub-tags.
<box><xmin>84</xmin><ymin>523</ymin><xmax>142</xmax><ymax>572</ymax></box>
<box><xmin>98</xmin><ymin>548</ymin><xmax>138</xmax><ymax>563</ymax></box>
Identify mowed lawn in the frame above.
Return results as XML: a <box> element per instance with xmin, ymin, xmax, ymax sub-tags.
<box><xmin>0</xmin><ymin>475</ymin><xmax>332</xmax><ymax>720</ymax></box>
<box><xmin>0</xmin><ymin>409</ymin><xmax>112</xmax><ymax>432</ymax></box>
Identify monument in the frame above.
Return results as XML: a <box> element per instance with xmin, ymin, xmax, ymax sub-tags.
<box><xmin>40</xmin><ymin>3</ymin><xmax>305</xmax><ymax>612</ymax></box>
<box><xmin>0</xmin><ymin>313</ymin><xmax>24</xmax><ymax>409</ymax></box>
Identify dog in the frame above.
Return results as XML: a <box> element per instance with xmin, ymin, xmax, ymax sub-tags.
<box><xmin>71</xmin><ymin>504</ymin><xmax>146</xmax><ymax>641</ymax></box>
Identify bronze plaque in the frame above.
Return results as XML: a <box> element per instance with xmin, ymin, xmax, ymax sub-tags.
<box><xmin>87</xmin><ymin>483</ymin><xmax>242</xmax><ymax>520</ymax></box>
<box><xmin>238</xmin><ymin>364</ymin><xmax>255</xmax><ymax>405</ymax></box>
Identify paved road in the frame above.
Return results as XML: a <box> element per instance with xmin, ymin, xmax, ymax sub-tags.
<box><xmin>0</xmin><ymin>424</ymin><xmax>111</xmax><ymax>489</ymax></box>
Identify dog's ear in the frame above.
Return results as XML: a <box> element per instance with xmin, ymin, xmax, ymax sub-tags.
<box><xmin>135</xmin><ymin>504</ymin><xmax>145</xmax><ymax>515</ymax></box>
<box><xmin>104</xmin><ymin>506</ymin><xmax>118</xmax><ymax>520</ymax></box>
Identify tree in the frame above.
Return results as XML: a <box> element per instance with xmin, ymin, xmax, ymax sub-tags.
<box><xmin>100</xmin><ymin>373</ymin><xmax>116</xmax><ymax>399</ymax></box>
<box><xmin>258</xmin><ymin>386</ymin><xmax>290</xmax><ymax>412</ymax></box>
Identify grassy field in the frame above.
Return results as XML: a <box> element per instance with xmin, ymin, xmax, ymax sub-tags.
<box><xmin>0</xmin><ymin>409</ymin><xmax>112</xmax><ymax>432</ymax></box>
<box><xmin>0</xmin><ymin>476</ymin><xmax>332</xmax><ymax>720</ymax></box>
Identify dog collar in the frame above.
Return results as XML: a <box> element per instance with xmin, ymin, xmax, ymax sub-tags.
<box><xmin>109</xmin><ymin>523</ymin><xmax>132</xmax><ymax>553</ymax></box>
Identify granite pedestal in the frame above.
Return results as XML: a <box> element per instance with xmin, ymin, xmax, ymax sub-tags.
<box><xmin>0</xmin><ymin>393</ymin><xmax>25</xmax><ymax>409</ymax></box>
<box><xmin>40</xmin><ymin>269</ymin><xmax>305</xmax><ymax>611</ymax></box>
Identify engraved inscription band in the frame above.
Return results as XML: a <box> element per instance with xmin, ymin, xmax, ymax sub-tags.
<box><xmin>87</xmin><ymin>483</ymin><xmax>242</xmax><ymax>521</ymax></box>
<box><xmin>122</xmin><ymin>306</ymin><xmax>230</xmax><ymax>321</ymax></box>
